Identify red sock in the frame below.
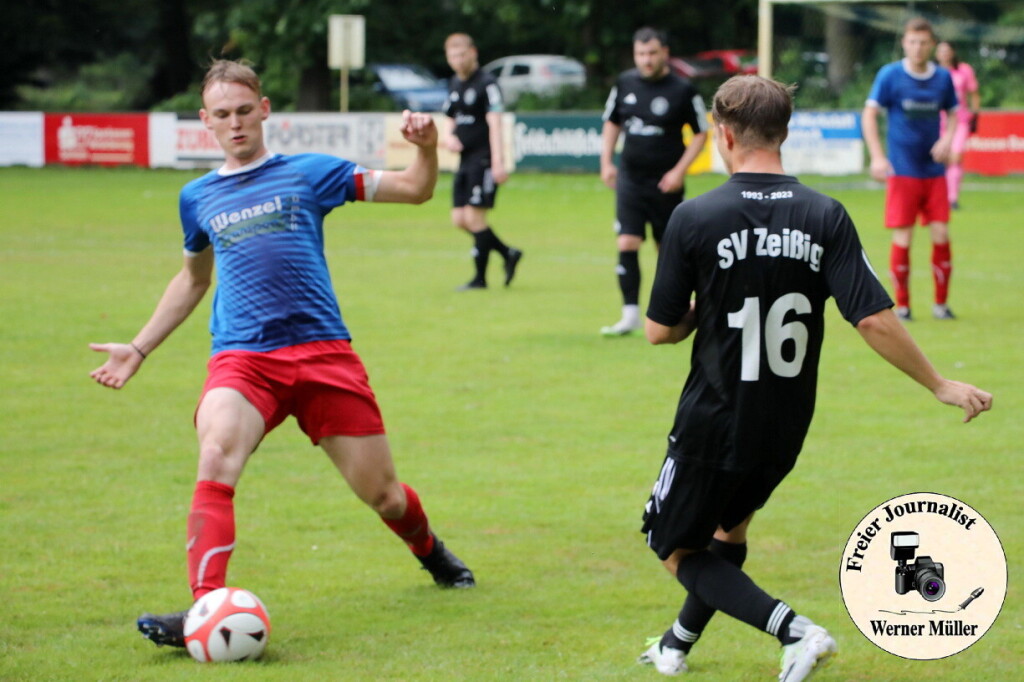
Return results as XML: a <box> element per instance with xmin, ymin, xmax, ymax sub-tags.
<box><xmin>382</xmin><ymin>483</ymin><xmax>434</xmax><ymax>557</ymax></box>
<box><xmin>932</xmin><ymin>242</ymin><xmax>952</xmax><ymax>305</ymax></box>
<box><xmin>187</xmin><ymin>480</ymin><xmax>236</xmax><ymax>600</ymax></box>
<box><xmin>889</xmin><ymin>243</ymin><xmax>910</xmax><ymax>308</ymax></box>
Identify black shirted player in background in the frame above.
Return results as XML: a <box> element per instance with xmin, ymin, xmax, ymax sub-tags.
<box><xmin>637</xmin><ymin>75</ymin><xmax>992</xmax><ymax>680</ymax></box>
<box><xmin>600</xmin><ymin>27</ymin><xmax>708</xmax><ymax>336</ymax></box>
<box><xmin>442</xmin><ymin>33</ymin><xmax>522</xmax><ymax>291</ymax></box>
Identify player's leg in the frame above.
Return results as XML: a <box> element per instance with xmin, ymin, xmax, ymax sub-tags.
<box><xmin>138</xmin><ymin>384</ymin><xmax>267</xmax><ymax>647</ymax></box>
<box><xmin>452</xmin><ymin>168</ymin><xmax>488</xmax><ymax>290</ymax></box>
<box><xmin>946</xmin><ymin>123</ymin><xmax>970</xmax><ymax>209</ymax></box>
<box><xmin>298</xmin><ymin>341</ymin><xmax>473</xmax><ymax>588</ymax></box>
<box><xmin>640</xmin><ymin>460</ymin><xmax>835</xmax><ymax>678</ymax></box>
<box><xmin>924</xmin><ymin>176</ymin><xmax>955</xmax><ymax>319</ymax></box>
<box><xmin>320</xmin><ymin>434</ymin><xmax>474</xmax><ymax>588</ymax></box>
<box><xmin>657</xmin><ymin>518</ymin><xmax>752</xmax><ymax>659</ymax></box>
<box><xmin>602</xmin><ymin>181</ymin><xmax>646</xmax><ymax>336</ymax></box>
<box><xmin>471</xmin><ymin>165</ymin><xmax>523</xmax><ymax>288</ymax></box>
<box><xmin>886</xmin><ymin>177</ymin><xmax>920</xmax><ymax>321</ymax></box>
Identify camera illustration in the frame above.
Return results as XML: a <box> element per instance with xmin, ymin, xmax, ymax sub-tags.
<box><xmin>891</xmin><ymin>531</ymin><xmax>946</xmax><ymax>601</ymax></box>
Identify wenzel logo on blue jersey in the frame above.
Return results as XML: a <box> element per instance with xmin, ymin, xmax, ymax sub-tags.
<box><xmin>209</xmin><ymin>195</ymin><xmax>285</xmax><ymax>233</ymax></box>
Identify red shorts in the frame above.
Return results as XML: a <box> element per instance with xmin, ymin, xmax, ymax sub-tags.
<box><xmin>199</xmin><ymin>339</ymin><xmax>385</xmax><ymax>444</ymax></box>
<box><xmin>885</xmin><ymin>175</ymin><xmax>950</xmax><ymax>228</ymax></box>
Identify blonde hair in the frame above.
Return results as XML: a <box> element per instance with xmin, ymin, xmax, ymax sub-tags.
<box><xmin>201</xmin><ymin>59</ymin><xmax>262</xmax><ymax>98</ymax></box>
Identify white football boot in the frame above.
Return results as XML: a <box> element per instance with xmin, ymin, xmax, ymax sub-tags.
<box><xmin>638</xmin><ymin>637</ymin><xmax>688</xmax><ymax>675</ymax></box>
<box><xmin>778</xmin><ymin>617</ymin><xmax>837</xmax><ymax>682</ymax></box>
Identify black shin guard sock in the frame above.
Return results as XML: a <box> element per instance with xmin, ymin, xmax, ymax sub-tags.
<box><xmin>471</xmin><ymin>230</ymin><xmax>490</xmax><ymax>282</ymax></box>
<box><xmin>675</xmin><ymin>550</ymin><xmax>786</xmax><ymax>639</ymax></box>
<box><xmin>618</xmin><ymin>251</ymin><xmax>640</xmax><ymax>306</ymax></box>
<box><xmin>671</xmin><ymin>539</ymin><xmax>749</xmax><ymax>652</ymax></box>
<box><xmin>481</xmin><ymin>227</ymin><xmax>510</xmax><ymax>259</ymax></box>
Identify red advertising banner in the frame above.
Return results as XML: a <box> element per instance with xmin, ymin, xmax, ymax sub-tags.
<box><xmin>962</xmin><ymin>112</ymin><xmax>1024</xmax><ymax>176</ymax></box>
<box><xmin>44</xmin><ymin>113</ymin><xmax>149</xmax><ymax>166</ymax></box>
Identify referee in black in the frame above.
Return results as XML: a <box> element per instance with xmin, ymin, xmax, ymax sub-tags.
<box><xmin>638</xmin><ymin>75</ymin><xmax>992</xmax><ymax>680</ymax></box>
<box><xmin>442</xmin><ymin>32</ymin><xmax>522</xmax><ymax>291</ymax></box>
<box><xmin>600</xmin><ymin>27</ymin><xmax>708</xmax><ymax>336</ymax></box>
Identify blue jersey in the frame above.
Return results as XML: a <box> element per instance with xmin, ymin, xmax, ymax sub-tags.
<box><xmin>179</xmin><ymin>153</ymin><xmax>378</xmax><ymax>354</ymax></box>
<box><xmin>867</xmin><ymin>60</ymin><xmax>957</xmax><ymax>178</ymax></box>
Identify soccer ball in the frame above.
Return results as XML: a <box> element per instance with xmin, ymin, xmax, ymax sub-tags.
<box><xmin>183</xmin><ymin>587</ymin><xmax>271</xmax><ymax>662</ymax></box>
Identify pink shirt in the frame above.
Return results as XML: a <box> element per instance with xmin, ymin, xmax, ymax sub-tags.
<box><xmin>947</xmin><ymin>62</ymin><xmax>978</xmax><ymax>123</ymax></box>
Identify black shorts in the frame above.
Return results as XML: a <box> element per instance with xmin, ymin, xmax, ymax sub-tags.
<box><xmin>615</xmin><ymin>174</ymin><xmax>683</xmax><ymax>243</ymax></box>
<box><xmin>641</xmin><ymin>453</ymin><xmax>790</xmax><ymax>560</ymax></box>
<box><xmin>453</xmin><ymin>155</ymin><xmax>497</xmax><ymax>209</ymax></box>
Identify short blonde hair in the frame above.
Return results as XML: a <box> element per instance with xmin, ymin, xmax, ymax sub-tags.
<box><xmin>201</xmin><ymin>59</ymin><xmax>262</xmax><ymax>98</ymax></box>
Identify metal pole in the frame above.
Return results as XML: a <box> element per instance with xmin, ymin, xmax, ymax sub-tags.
<box><xmin>758</xmin><ymin>0</ymin><xmax>774</xmax><ymax>79</ymax></box>
<box><xmin>341</xmin><ymin>65</ymin><xmax>349</xmax><ymax>112</ymax></box>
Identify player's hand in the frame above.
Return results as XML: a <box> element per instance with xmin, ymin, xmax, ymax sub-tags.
<box><xmin>89</xmin><ymin>342</ymin><xmax>144</xmax><ymax>389</ymax></box>
<box><xmin>931</xmin><ymin>137</ymin><xmax>953</xmax><ymax>164</ymax></box>
<box><xmin>600</xmin><ymin>162</ymin><xmax>617</xmax><ymax>190</ymax></box>
<box><xmin>658</xmin><ymin>168</ymin><xmax>685</xmax><ymax>194</ymax></box>
<box><xmin>443</xmin><ymin>136</ymin><xmax>463</xmax><ymax>153</ymax></box>
<box><xmin>400</xmin><ymin>111</ymin><xmax>438</xmax><ymax>149</ymax></box>
<box><xmin>491</xmin><ymin>164</ymin><xmax>509</xmax><ymax>185</ymax></box>
<box><xmin>933</xmin><ymin>380</ymin><xmax>993</xmax><ymax>423</ymax></box>
<box><xmin>869</xmin><ymin>157</ymin><xmax>892</xmax><ymax>183</ymax></box>
<box><xmin>969</xmin><ymin>113</ymin><xmax>979</xmax><ymax>134</ymax></box>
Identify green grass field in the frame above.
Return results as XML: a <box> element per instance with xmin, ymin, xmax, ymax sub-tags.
<box><xmin>1</xmin><ymin>166</ymin><xmax>1020</xmax><ymax>681</ymax></box>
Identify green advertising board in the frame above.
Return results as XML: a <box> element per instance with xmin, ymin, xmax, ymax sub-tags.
<box><xmin>512</xmin><ymin>113</ymin><xmax>605</xmax><ymax>173</ymax></box>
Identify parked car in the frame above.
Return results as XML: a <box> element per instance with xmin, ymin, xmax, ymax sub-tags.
<box><xmin>693</xmin><ymin>49</ymin><xmax>758</xmax><ymax>75</ymax></box>
<box><xmin>362</xmin><ymin>63</ymin><xmax>448</xmax><ymax>112</ymax></box>
<box><xmin>482</xmin><ymin>55</ymin><xmax>586</xmax><ymax>105</ymax></box>
<box><xmin>670</xmin><ymin>49</ymin><xmax>758</xmax><ymax>80</ymax></box>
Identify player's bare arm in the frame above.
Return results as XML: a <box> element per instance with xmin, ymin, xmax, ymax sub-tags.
<box><xmin>855</xmin><ymin>308</ymin><xmax>992</xmax><ymax>422</ymax></box>
<box><xmin>645</xmin><ymin>301</ymin><xmax>697</xmax><ymax>345</ymax></box>
<box><xmin>931</xmin><ymin>113</ymin><xmax>957</xmax><ymax>163</ymax></box>
<box><xmin>375</xmin><ymin>111</ymin><xmax>439</xmax><ymax>205</ymax></box>
<box><xmin>600</xmin><ymin>120</ymin><xmax>621</xmax><ymax>190</ymax></box>
<box><xmin>486</xmin><ymin>111</ymin><xmax>508</xmax><ymax>185</ymax></box>
<box><xmin>659</xmin><ymin>131</ymin><xmax>708</xmax><ymax>194</ymax></box>
<box><xmin>861</xmin><ymin>104</ymin><xmax>892</xmax><ymax>182</ymax></box>
<box><xmin>89</xmin><ymin>248</ymin><xmax>214</xmax><ymax>389</ymax></box>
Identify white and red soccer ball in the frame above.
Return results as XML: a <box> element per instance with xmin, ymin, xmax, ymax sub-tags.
<box><xmin>184</xmin><ymin>587</ymin><xmax>271</xmax><ymax>662</ymax></box>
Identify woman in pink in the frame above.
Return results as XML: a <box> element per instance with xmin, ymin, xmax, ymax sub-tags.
<box><xmin>936</xmin><ymin>41</ymin><xmax>980</xmax><ymax>209</ymax></box>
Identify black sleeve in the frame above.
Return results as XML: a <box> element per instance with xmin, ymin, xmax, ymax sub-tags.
<box><xmin>647</xmin><ymin>206</ymin><xmax>695</xmax><ymax>326</ymax></box>
<box><xmin>681</xmin><ymin>83</ymin><xmax>705</xmax><ymax>134</ymax></box>
<box><xmin>823</xmin><ymin>203</ymin><xmax>894</xmax><ymax>326</ymax></box>
<box><xmin>602</xmin><ymin>76</ymin><xmax>622</xmax><ymax>125</ymax></box>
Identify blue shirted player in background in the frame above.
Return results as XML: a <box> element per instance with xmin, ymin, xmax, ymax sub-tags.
<box><xmin>863</xmin><ymin>17</ymin><xmax>959</xmax><ymax>322</ymax></box>
<box><xmin>90</xmin><ymin>59</ymin><xmax>475</xmax><ymax>649</ymax></box>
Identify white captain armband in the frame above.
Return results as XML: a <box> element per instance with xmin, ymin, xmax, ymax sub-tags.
<box><xmin>361</xmin><ymin>169</ymin><xmax>383</xmax><ymax>202</ymax></box>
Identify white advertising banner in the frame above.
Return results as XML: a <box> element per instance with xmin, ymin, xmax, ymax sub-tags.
<box><xmin>781</xmin><ymin>111</ymin><xmax>864</xmax><ymax>176</ymax></box>
<box><xmin>174</xmin><ymin>113</ymin><xmax>388</xmax><ymax>169</ymax></box>
<box><xmin>712</xmin><ymin>110</ymin><xmax>865</xmax><ymax>176</ymax></box>
<box><xmin>264</xmin><ymin>113</ymin><xmax>386</xmax><ymax>168</ymax></box>
<box><xmin>0</xmin><ymin>112</ymin><xmax>44</xmax><ymax>167</ymax></box>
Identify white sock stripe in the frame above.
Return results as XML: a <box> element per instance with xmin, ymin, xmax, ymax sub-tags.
<box><xmin>673</xmin><ymin>622</ymin><xmax>700</xmax><ymax>643</ymax></box>
<box><xmin>788</xmin><ymin>615</ymin><xmax>810</xmax><ymax>640</ymax></box>
<box><xmin>196</xmin><ymin>542</ymin><xmax>235</xmax><ymax>589</ymax></box>
<box><xmin>766</xmin><ymin>602</ymin><xmax>792</xmax><ymax>636</ymax></box>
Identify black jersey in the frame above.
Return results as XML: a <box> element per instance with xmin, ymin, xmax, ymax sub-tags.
<box><xmin>647</xmin><ymin>173</ymin><xmax>893</xmax><ymax>472</ymax></box>
<box><xmin>603</xmin><ymin>69</ymin><xmax>708</xmax><ymax>179</ymax></box>
<box><xmin>443</xmin><ymin>68</ymin><xmax>504</xmax><ymax>161</ymax></box>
